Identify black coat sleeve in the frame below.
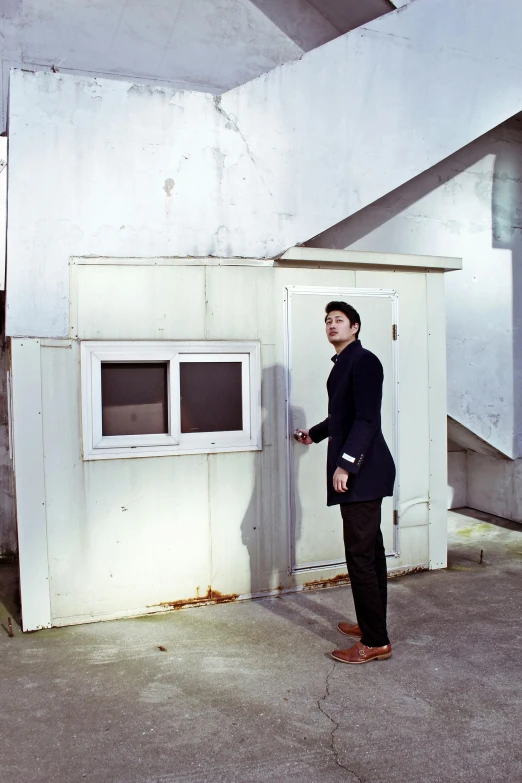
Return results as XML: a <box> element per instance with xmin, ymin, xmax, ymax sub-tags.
<box><xmin>337</xmin><ymin>353</ymin><xmax>383</xmax><ymax>474</ymax></box>
<box><xmin>309</xmin><ymin>418</ymin><xmax>329</xmax><ymax>443</ymax></box>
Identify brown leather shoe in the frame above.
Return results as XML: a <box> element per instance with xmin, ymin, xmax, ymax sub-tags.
<box><xmin>337</xmin><ymin>621</ymin><xmax>362</xmax><ymax>637</ymax></box>
<box><xmin>331</xmin><ymin>641</ymin><xmax>392</xmax><ymax>664</ymax></box>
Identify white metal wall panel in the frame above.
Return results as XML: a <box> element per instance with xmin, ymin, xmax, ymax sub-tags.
<box><xmin>399</xmin><ymin>524</ymin><xmax>430</xmax><ymax>570</ymax></box>
<box><xmin>71</xmin><ymin>263</ymin><xmax>206</xmax><ymax>340</ymax></box>
<box><xmin>0</xmin><ymin>137</ymin><xmax>6</xmax><ymax>290</ymax></box>
<box><xmin>10</xmin><ymin>339</ymin><xmax>52</xmax><ymax>631</ymax></box>
<box><xmin>426</xmin><ymin>272</ymin><xmax>448</xmax><ymax>569</ymax></box>
<box><xmin>204</xmin><ymin>265</ymin><xmax>275</xmax><ymax>344</ymax></box>
<box><xmin>207</xmin><ymin>449</ymin><xmax>286</xmax><ymax>598</ymax></box>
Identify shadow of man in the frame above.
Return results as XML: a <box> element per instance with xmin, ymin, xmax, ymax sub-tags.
<box><xmin>240</xmin><ymin>364</ymin><xmax>345</xmax><ymax>644</ymax></box>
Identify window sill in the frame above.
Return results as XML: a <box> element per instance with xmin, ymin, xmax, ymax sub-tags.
<box><xmin>82</xmin><ymin>443</ymin><xmax>263</xmax><ymax>461</ymax></box>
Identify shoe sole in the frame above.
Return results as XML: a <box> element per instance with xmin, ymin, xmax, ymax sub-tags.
<box><xmin>331</xmin><ymin>651</ymin><xmax>392</xmax><ymax>664</ymax></box>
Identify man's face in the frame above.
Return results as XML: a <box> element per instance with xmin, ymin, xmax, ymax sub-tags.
<box><xmin>325</xmin><ymin>310</ymin><xmax>359</xmax><ymax>346</ymax></box>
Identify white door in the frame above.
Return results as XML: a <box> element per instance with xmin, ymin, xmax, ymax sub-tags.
<box><xmin>286</xmin><ymin>286</ymin><xmax>398</xmax><ymax>573</ymax></box>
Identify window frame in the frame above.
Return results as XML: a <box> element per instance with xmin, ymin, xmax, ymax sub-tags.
<box><xmin>81</xmin><ymin>341</ymin><xmax>262</xmax><ymax>461</ymax></box>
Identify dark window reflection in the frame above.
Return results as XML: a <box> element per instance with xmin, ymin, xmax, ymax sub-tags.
<box><xmin>101</xmin><ymin>362</ymin><xmax>168</xmax><ymax>436</ymax></box>
<box><xmin>180</xmin><ymin>361</ymin><xmax>243</xmax><ymax>433</ymax></box>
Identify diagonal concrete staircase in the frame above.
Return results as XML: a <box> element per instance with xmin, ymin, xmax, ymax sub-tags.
<box><xmin>218</xmin><ymin>0</ymin><xmax>522</xmax><ymax>257</ymax></box>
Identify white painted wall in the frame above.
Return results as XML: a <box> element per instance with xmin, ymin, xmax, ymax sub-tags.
<box><xmin>310</xmin><ymin>121</ymin><xmax>522</xmax><ymax>463</ymax></box>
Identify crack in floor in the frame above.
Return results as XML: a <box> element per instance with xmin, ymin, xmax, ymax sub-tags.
<box><xmin>317</xmin><ymin>661</ymin><xmax>365</xmax><ymax>782</ymax></box>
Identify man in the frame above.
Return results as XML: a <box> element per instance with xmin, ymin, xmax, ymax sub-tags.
<box><xmin>295</xmin><ymin>301</ymin><xmax>395</xmax><ymax>664</ymax></box>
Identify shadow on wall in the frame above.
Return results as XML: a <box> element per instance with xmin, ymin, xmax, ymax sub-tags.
<box><xmin>239</xmin><ymin>365</ymin><xmax>345</xmax><ymax>642</ymax></box>
<box><xmin>239</xmin><ymin>364</ymin><xmax>307</xmax><ymax>596</ymax></box>
<box><xmin>491</xmin><ymin>118</ymin><xmax>522</xmax><ymax>459</ymax></box>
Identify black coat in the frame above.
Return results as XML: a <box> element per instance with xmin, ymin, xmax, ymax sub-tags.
<box><xmin>309</xmin><ymin>339</ymin><xmax>395</xmax><ymax>506</ymax></box>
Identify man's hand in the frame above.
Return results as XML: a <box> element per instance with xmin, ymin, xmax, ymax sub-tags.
<box><xmin>333</xmin><ymin>466</ymin><xmax>349</xmax><ymax>493</ymax></box>
<box><xmin>294</xmin><ymin>428</ymin><xmax>313</xmax><ymax>445</ymax></box>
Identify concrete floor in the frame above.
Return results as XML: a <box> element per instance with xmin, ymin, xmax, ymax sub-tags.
<box><xmin>1</xmin><ymin>508</ymin><xmax>521</xmax><ymax>783</ymax></box>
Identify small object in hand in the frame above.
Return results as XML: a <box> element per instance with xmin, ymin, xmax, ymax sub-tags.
<box><xmin>479</xmin><ymin>549</ymin><xmax>484</xmax><ymax>564</ymax></box>
<box><xmin>158</xmin><ymin>645</ymin><xmax>167</xmax><ymax>652</ymax></box>
<box><xmin>7</xmin><ymin>617</ymin><xmax>13</xmax><ymax>637</ymax></box>
<box><xmin>293</xmin><ymin>429</ymin><xmax>306</xmax><ymax>442</ymax></box>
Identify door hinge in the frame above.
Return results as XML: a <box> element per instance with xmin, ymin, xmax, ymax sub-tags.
<box><xmin>392</xmin><ymin>324</ymin><xmax>398</xmax><ymax>340</ymax></box>
<box><xmin>393</xmin><ymin>509</ymin><xmax>399</xmax><ymax>526</ymax></box>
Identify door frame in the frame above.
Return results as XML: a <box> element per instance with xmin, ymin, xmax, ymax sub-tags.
<box><xmin>283</xmin><ymin>285</ymin><xmax>400</xmax><ymax>574</ymax></box>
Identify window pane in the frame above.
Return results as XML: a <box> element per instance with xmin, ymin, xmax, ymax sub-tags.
<box><xmin>101</xmin><ymin>362</ymin><xmax>168</xmax><ymax>436</ymax></box>
<box><xmin>180</xmin><ymin>361</ymin><xmax>243</xmax><ymax>433</ymax></box>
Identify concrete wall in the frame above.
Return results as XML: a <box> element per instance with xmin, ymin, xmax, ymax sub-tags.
<box><xmin>309</xmin><ymin>120</ymin><xmax>522</xmax><ymax>464</ymax></box>
<box><xmin>467</xmin><ymin>452</ymin><xmax>522</xmax><ymax>524</ymax></box>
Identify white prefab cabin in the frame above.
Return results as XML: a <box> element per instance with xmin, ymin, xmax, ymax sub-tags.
<box><xmin>10</xmin><ymin>248</ymin><xmax>458</xmax><ymax>631</ymax></box>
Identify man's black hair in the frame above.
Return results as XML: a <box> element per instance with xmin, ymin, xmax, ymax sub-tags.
<box><xmin>324</xmin><ymin>301</ymin><xmax>361</xmax><ymax>339</ymax></box>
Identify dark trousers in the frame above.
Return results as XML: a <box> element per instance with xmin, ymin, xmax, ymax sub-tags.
<box><xmin>340</xmin><ymin>499</ymin><xmax>390</xmax><ymax>647</ymax></box>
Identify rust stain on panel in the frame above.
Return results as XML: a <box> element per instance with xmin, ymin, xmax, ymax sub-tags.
<box><xmin>150</xmin><ymin>565</ymin><xmax>427</xmax><ymax>613</ymax></box>
<box><xmin>388</xmin><ymin>565</ymin><xmax>427</xmax><ymax>578</ymax></box>
<box><xmin>301</xmin><ymin>573</ymin><xmax>350</xmax><ymax>590</ymax></box>
<box><xmin>155</xmin><ymin>586</ymin><xmax>239</xmax><ymax>611</ymax></box>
